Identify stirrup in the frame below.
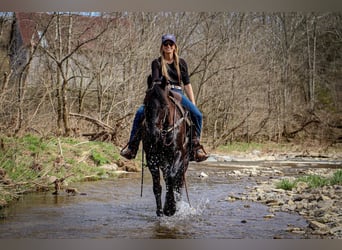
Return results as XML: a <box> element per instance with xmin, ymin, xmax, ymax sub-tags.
<box><xmin>194</xmin><ymin>144</ymin><xmax>208</xmax><ymax>162</ymax></box>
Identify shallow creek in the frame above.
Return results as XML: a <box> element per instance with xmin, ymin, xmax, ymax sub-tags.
<box><xmin>2</xmin><ymin>159</ymin><xmax>337</xmax><ymax>239</ymax></box>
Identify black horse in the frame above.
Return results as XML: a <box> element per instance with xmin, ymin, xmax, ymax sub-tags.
<box><xmin>142</xmin><ymin>77</ymin><xmax>191</xmax><ymax>217</ymax></box>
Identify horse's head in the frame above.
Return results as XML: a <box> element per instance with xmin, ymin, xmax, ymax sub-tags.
<box><xmin>143</xmin><ymin>79</ymin><xmax>170</xmax><ymax>145</ymax></box>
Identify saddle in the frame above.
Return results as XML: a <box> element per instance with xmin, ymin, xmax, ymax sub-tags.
<box><xmin>168</xmin><ymin>90</ymin><xmax>192</xmax><ymax>127</ymax></box>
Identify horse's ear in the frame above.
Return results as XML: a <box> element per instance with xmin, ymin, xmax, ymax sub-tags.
<box><xmin>161</xmin><ymin>76</ymin><xmax>167</xmax><ymax>85</ymax></box>
<box><xmin>147</xmin><ymin>74</ymin><xmax>152</xmax><ymax>89</ymax></box>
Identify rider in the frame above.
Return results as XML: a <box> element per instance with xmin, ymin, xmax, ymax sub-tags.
<box><xmin>120</xmin><ymin>34</ymin><xmax>208</xmax><ymax>162</ymax></box>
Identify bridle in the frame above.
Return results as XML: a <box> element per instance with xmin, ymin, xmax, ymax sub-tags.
<box><xmin>154</xmin><ymin>89</ymin><xmax>187</xmax><ymax>147</ymax></box>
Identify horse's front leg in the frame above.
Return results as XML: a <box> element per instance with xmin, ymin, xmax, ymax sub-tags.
<box><xmin>148</xmin><ymin>165</ymin><xmax>163</xmax><ymax>216</ymax></box>
<box><xmin>172</xmin><ymin>152</ymin><xmax>186</xmax><ymax>202</ymax></box>
<box><xmin>162</xmin><ymin>166</ymin><xmax>177</xmax><ymax>216</ymax></box>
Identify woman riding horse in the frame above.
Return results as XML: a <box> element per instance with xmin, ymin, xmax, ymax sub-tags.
<box><xmin>121</xmin><ymin>34</ymin><xmax>208</xmax><ymax>162</ymax></box>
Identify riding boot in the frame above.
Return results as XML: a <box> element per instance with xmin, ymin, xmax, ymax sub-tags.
<box><xmin>191</xmin><ymin>137</ymin><xmax>209</xmax><ymax>162</ymax></box>
<box><xmin>189</xmin><ymin>126</ymin><xmax>208</xmax><ymax>162</ymax></box>
<box><xmin>120</xmin><ymin>132</ymin><xmax>141</xmax><ymax>160</ymax></box>
<box><xmin>120</xmin><ymin>144</ymin><xmax>138</xmax><ymax>160</ymax></box>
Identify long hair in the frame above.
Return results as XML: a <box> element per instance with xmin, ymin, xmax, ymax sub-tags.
<box><xmin>159</xmin><ymin>43</ymin><xmax>181</xmax><ymax>84</ymax></box>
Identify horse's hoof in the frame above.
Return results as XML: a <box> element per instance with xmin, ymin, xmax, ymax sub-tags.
<box><xmin>163</xmin><ymin>207</ymin><xmax>176</xmax><ymax>216</ymax></box>
<box><xmin>156</xmin><ymin>210</ymin><xmax>164</xmax><ymax>217</ymax></box>
<box><xmin>163</xmin><ymin>210</ymin><xmax>175</xmax><ymax>216</ymax></box>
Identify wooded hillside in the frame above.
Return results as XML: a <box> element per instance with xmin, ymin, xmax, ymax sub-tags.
<box><xmin>0</xmin><ymin>12</ymin><xmax>341</xmax><ymax>149</ymax></box>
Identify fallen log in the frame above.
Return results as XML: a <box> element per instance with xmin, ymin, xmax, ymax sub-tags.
<box><xmin>69</xmin><ymin>112</ymin><xmax>114</xmax><ymax>131</ymax></box>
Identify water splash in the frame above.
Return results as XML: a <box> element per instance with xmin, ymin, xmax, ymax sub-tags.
<box><xmin>158</xmin><ymin>198</ymin><xmax>210</xmax><ymax>227</ymax></box>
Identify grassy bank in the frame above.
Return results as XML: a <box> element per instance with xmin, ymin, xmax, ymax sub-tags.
<box><xmin>0</xmin><ymin>134</ymin><xmax>138</xmax><ymax>208</ymax></box>
<box><xmin>276</xmin><ymin>170</ymin><xmax>342</xmax><ymax>191</ymax></box>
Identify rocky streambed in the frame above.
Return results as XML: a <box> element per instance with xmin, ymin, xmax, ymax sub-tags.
<box><xmin>204</xmin><ymin>153</ymin><xmax>342</xmax><ymax>239</ymax></box>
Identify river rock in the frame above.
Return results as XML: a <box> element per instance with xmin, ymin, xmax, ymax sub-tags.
<box><xmin>0</xmin><ymin>168</ymin><xmax>6</xmax><ymax>179</ymax></box>
<box><xmin>317</xmin><ymin>199</ymin><xmax>334</xmax><ymax>211</ymax></box>
<box><xmin>225</xmin><ymin>196</ymin><xmax>238</xmax><ymax>202</ymax></box>
<box><xmin>0</xmin><ymin>199</ymin><xmax>7</xmax><ymax>208</ymax></box>
<box><xmin>309</xmin><ymin>220</ymin><xmax>330</xmax><ymax>235</ymax></box>
<box><xmin>281</xmin><ymin>203</ymin><xmax>296</xmax><ymax>212</ymax></box>
<box><xmin>286</xmin><ymin>227</ymin><xmax>306</xmax><ymax>234</ymax></box>
<box><xmin>330</xmin><ymin>226</ymin><xmax>342</xmax><ymax>235</ymax></box>
<box><xmin>264</xmin><ymin>214</ymin><xmax>275</xmax><ymax>219</ymax></box>
<box><xmin>263</xmin><ymin>155</ymin><xmax>277</xmax><ymax>161</ymax></box>
<box><xmin>216</xmin><ymin>155</ymin><xmax>233</xmax><ymax>162</ymax></box>
<box><xmin>295</xmin><ymin>181</ymin><xmax>309</xmax><ymax>193</ymax></box>
<box><xmin>320</xmin><ymin>194</ymin><xmax>332</xmax><ymax>201</ymax></box>
<box><xmin>252</xmin><ymin>150</ymin><xmax>261</xmax><ymax>156</ymax></box>
<box><xmin>48</xmin><ymin>175</ymin><xmax>58</xmax><ymax>184</ymax></box>
<box><xmin>199</xmin><ymin>172</ymin><xmax>209</xmax><ymax>179</ymax></box>
<box><xmin>273</xmin><ymin>169</ymin><xmax>284</xmax><ymax>176</ymax></box>
<box><xmin>239</xmin><ymin>164</ymin><xmax>342</xmax><ymax>238</ymax></box>
<box><xmin>248</xmin><ymin>169</ymin><xmax>259</xmax><ymax>177</ymax></box>
<box><xmin>206</xmin><ymin>155</ymin><xmax>218</xmax><ymax>162</ymax></box>
<box><xmin>100</xmin><ymin>164</ymin><xmax>118</xmax><ymax>171</ymax></box>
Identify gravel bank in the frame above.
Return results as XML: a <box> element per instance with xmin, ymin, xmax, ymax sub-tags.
<box><xmin>207</xmin><ymin>152</ymin><xmax>342</xmax><ymax>239</ymax></box>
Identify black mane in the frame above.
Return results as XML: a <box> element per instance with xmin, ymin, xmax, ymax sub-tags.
<box><xmin>144</xmin><ymin>81</ymin><xmax>168</xmax><ymax>108</ymax></box>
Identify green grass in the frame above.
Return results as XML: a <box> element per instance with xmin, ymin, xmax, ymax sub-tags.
<box><xmin>20</xmin><ymin>134</ymin><xmax>48</xmax><ymax>154</ymax></box>
<box><xmin>276</xmin><ymin>170</ymin><xmax>342</xmax><ymax>191</ymax></box>
<box><xmin>330</xmin><ymin>169</ymin><xmax>342</xmax><ymax>185</ymax></box>
<box><xmin>91</xmin><ymin>150</ymin><xmax>110</xmax><ymax>166</ymax></box>
<box><xmin>0</xmin><ymin>134</ymin><xmax>128</xmax><ymax>207</ymax></box>
<box><xmin>276</xmin><ymin>179</ymin><xmax>297</xmax><ymax>190</ymax></box>
<box><xmin>297</xmin><ymin>175</ymin><xmax>329</xmax><ymax>188</ymax></box>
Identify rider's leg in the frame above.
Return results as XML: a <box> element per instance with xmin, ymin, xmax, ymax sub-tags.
<box><xmin>178</xmin><ymin>94</ymin><xmax>208</xmax><ymax>162</ymax></box>
<box><xmin>120</xmin><ymin>105</ymin><xmax>144</xmax><ymax>160</ymax></box>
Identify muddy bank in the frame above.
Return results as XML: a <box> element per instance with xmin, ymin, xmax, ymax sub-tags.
<box><xmin>203</xmin><ymin>153</ymin><xmax>342</xmax><ymax>239</ymax></box>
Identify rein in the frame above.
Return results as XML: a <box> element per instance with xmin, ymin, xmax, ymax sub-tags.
<box><xmin>141</xmin><ymin>147</ymin><xmax>146</xmax><ymax>197</ymax></box>
<box><xmin>159</xmin><ymin>93</ymin><xmax>188</xmax><ymax>147</ymax></box>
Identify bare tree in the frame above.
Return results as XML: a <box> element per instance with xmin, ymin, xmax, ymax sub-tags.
<box><xmin>2</xmin><ymin>12</ymin><xmax>340</xmax><ymax>147</ymax></box>
<box><xmin>38</xmin><ymin>13</ymin><xmax>112</xmax><ymax>136</ymax></box>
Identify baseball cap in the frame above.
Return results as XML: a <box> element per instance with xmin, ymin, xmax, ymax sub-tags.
<box><xmin>162</xmin><ymin>34</ymin><xmax>176</xmax><ymax>44</ymax></box>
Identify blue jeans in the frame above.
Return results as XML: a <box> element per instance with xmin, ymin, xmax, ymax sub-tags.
<box><xmin>128</xmin><ymin>90</ymin><xmax>203</xmax><ymax>148</ymax></box>
<box><xmin>172</xmin><ymin>88</ymin><xmax>202</xmax><ymax>138</ymax></box>
<box><xmin>128</xmin><ymin>105</ymin><xmax>145</xmax><ymax>148</ymax></box>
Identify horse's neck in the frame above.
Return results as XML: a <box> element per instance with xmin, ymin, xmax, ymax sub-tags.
<box><xmin>165</xmin><ymin>94</ymin><xmax>178</xmax><ymax>126</ymax></box>
<box><xmin>156</xmin><ymin>88</ymin><xmax>174</xmax><ymax>127</ymax></box>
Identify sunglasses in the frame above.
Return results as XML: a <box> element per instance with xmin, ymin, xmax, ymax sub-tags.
<box><xmin>163</xmin><ymin>41</ymin><xmax>175</xmax><ymax>47</ymax></box>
